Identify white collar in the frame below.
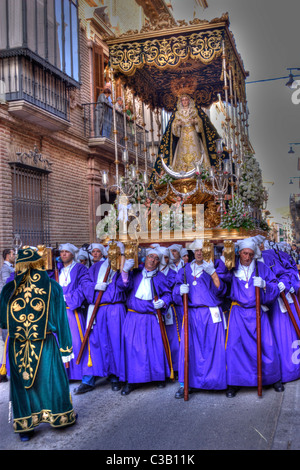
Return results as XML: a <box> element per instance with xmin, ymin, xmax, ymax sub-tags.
<box><xmin>191</xmin><ymin>259</ymin><xmax>204</xmax><ymax>277</ymax></box>
<box><xmin>142</xmin><ymin>267</ymin><xmax>158</xmax><ymax>278</ymax></box>
<box><xmin>235</xmin><ymin>260</ymin><xmax>255</xmax><ymax>281</ymax></box>
<box><xmin>135</xmin><ymin>268</ymin><xmax>157</xmax><ymax>300</ymax></box>
<box><xmin>59</xmin><ymin>261</ymin><xmax>77</xmax><ymax>287</ymax></box>
<box><xmin>170</xmin><ymin>259</ymin><xmax>184</xmax><ymax>272</ymax></box>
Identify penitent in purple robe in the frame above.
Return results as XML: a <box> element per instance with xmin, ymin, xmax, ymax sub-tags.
<box><xmin>119</xmin><ymin>268</ymin><xmax>172</xmax><ymax>384</ymax></box>
<box><xmin>173</xmin><ymin>261</ymin><xmax>227</xmax><ymax>390</ymax></box>
<box><xmin>262</xmin><ymin>250</ymin><xmax>300</xmax><ymax>383</ymax></box>
<box><xmin>160</xmin><ymin>266</ymin><xmax>182</xmax><ymax>373</ymax></box>
<box><xmin>80</xmin><ymin>259</ymin><xmax>127</xmax><ymax>379</ymax></box>
<box><xmin>226</xmin><ymin>260</ymin><xmax>281</xmax><ymax>387</ymax></box>
<box><xmin>61</xmin><ymin>262</ymin><xmax>90</xmax><ymax>381</ymax></box>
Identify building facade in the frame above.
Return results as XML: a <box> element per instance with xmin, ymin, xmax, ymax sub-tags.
<box><xmin>0</xmin><ymin>0</ymin><xmax>171</xmax><ymax>257</ymax></box>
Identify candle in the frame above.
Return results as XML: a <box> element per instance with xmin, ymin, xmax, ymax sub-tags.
<box><xmin>102</xmin><ymin>170</ymin><xmax>109</xmax><ymax>187</ymax></box>
<box><xmin>216</xmin><ymin>139</ymin><xmax>223</xmax><ymax>154</ymax></box>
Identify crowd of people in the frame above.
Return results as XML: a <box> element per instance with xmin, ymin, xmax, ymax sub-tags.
<box><xmin>1</xmin><ymin>236</ymin><xmax>300</xmax><ymax>441</ymax></box>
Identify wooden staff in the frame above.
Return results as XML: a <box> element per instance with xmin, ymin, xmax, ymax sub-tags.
<box><xmin>76</xmin><ymin>263</ymin><xmax>111</xmax><ymax>365</ymax></box>
<box><xmin>291</xmin><ymin>292</ymin><xmax>300</xmax><ymax>323</ymax></box>
<box><xmin>54</xmin><ymin>260</ymin><xmax>59</xmax><ymax>283</ymax></box>
<box><xmin>280</xmin><ymin>292</ymin><xmax>300</xmax><ymax>339</ymax></box>
<box><xmin>53</xmin><ymin>243</ymin><xmax>59</xmax><ymax>283</ymax></box>
<box><xmin>151</xmin><ymin>278</ymin><xmax>174</xmax><ymax>379</ymax></box>
<box><xmin>183</xmin><ymin>265</ymin><xmax>189</xmax><ymax>402</ymax></box>
<box><xmin>54</xmin><ymin>244</ymin><xmax>70</xmax><ymax>368</ymax></box>
<box><xmin>255</xmin><ymin>259</ymin><xmax>262</xmax><ymax>397</ymax></box>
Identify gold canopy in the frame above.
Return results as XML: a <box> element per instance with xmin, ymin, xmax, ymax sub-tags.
<box><xmin>106</xmin><ymin>13</ymin><xmax>248</xmax><ymax>111</ymax></box>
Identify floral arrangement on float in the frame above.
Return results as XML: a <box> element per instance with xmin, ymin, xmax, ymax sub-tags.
<box><xmin>239</xmin><ymin>153</ymin><xmax>266</xmax><ymax>209</ymax></box>
<box><xmin>221</xmin><ymin>196</ymin><xmax>255</xmax><ymax>231</ymax></box>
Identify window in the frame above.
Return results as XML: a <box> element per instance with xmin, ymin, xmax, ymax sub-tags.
<box><xmin>7</xmin><ymin>0</ymin><xmax>23</xmax><ymax>49</ymax></box>
<box><xmin>55</xmin><ymin>0</ymin><xmax>80</xmax><ymax>82</ymax></box>
<box><xmin>0</xmin><ymin>0</ymin><xmax>80</xmax><ymax>84</ymax></box>
<box><xmin>9</xmin><ymin>149</ymin><xmax>51</xmax><ymax>247</ymax></box>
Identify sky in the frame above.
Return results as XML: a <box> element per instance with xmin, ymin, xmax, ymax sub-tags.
<box><xmin>170</xmin><ymin>0</ymin><xmax>300</xmax><ymax>224</ymax></box>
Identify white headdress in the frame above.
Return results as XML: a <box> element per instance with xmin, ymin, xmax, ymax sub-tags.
<box><xmin>88</xmin><ymin>243</ymin><xmax>106</xmax><ymax>254</ymax></box>
<box><xmin>188</xmin><ymin>239</ymin><xmax>203</xmax><ymax>252</ymax></box>
<box><xmin>168</xmin><ymin>244</ymin><xmax>183</xmax><ymax>253</ymax></box>
<box><xmin>59</xmin><ymin>243</ymin><xmax>78</xmax><ymax>256</ymax></box>
<box><xmin>157</xmin><ymin>247</ymin><xmax>170</xmax><ymax>267</ymax></box>
<box><xmin>237</xmin><ymin>238</ymin><xmax>260</xmax><ymax>258</ymax></box>
<box><xmin>146</xmin><ymin>248</ymin><xmax>163</xmax><ymax>262</ymax></box>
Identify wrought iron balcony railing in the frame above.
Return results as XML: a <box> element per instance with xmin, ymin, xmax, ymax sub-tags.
<box><xmin>0</xmin><ymin>55</ymin><xmax>70</xmax><ymax>121</ymax></box>
<box><xmin>82</xmin><ymin>102</ymin><xmax>149</xmax><ymax>157</ymax></box>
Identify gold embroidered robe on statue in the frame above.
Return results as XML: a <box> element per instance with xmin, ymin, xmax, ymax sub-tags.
<box><xmin>171</xmin><ymin>108</ymin><xmax>211</xmax><ymax>172</ymax></box>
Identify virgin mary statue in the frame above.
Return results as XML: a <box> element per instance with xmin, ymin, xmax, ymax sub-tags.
<box><xmin>172</xmin><ymin>94</ymin><xmax>211</xmax><ymax>172</ymax></box>
<box><xmin>149</xmin><ymin>93</ymin><xmax>222</xmax><ymax>189</ymax></box>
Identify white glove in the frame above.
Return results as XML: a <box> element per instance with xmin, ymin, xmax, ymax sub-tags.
<box><xmin>278</xmin><ymin>282</ymin><xmax>286</xmax><ymax>293</ymax></box>
<box><xmin>180</xmin><ymin>283</ymin><xmax>189</xmax><ymax>295</ymax></box>
<box><xmin>95</xmin><ymin>281</ymin><xmax>108</xmax><ymax>291</ymax></box>
<box><xmin>153</xmin><ymin>299</ymin><xmax>165</xmax><ymax>310</ymax></box>
<box><xmin>116</xmin><ymin>241</ymin><xmax>125</xmax><ymax>255</ymax></box>
<box><xmin>253</xmin><ymin>276</ymin><xmax>266</xmax><ymax>289</ymax></box>
<box><xmin>123</xmin><ymin>258</ymin><xmax>135</xmax><ymax>272</ymax></box>
<box><xmin>289</xmin><ymin>286</ymin><xmax>295</xmax><ymax>294</ymax></box>
<box><xmin>202</xmin><ymin>260</ymin><xmax>216</xmax><ymax>276</ymax></box>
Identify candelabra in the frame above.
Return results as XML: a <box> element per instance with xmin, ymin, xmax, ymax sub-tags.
<box><xmin>208</xmin><ymin>140</ymin><xmax>229</xmax><ymax>223</ymax></box>
<box><xmin>13</xmin><ymin>234</ymin><xmax>22</xmax><ymax>257</ymax></box>
<box><xmin>208</xmin><ymin>139</ymin><xmax>242</xmax><ymax>223</ymax></box>
<box><xmin>101</xmin><ymin>149</ymin><xmax>148</xmax><ymax>202</ymax></box>
<box><xmin>101</xmin><ymin>149</ymin><xmax>149</xmax><ymax>238</ymax></box>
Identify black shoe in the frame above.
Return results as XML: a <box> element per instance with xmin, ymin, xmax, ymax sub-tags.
<box><xmin>226</xmin><ymin>386</ymin><xmax>239</xmax><ymax>398</ymax></box>
<box><xmin>174</xmin><ymin>386</ymin><xmax>193</xmax><ymax>399</ymax></box>
<box><xmin>156</xmin><ymin>381</ymin><xmax>166</xmax><ymax>388</ymax></box>
<box><xmin>111</xmin><ymin>381</ymin><xmax>121</xmax><ymax>391</ymax></box>
<box><xmin>19</xmin><ymin>430</ymin><xmax>34</xmax><ymax>442</ymax></box>
<box><xmin>273</xmin><ymin>380</ymin><xmax>285</xmax><ymax>392</ymax></box>
<box><xmin>0</xmin><ymin>374</ymin><xmax>8</xmax><ymax>383</ymax></box>
<box><xmin>121</xmin><ymin>383</ymin><xmax>135</xmax><ymax>395</ymax></box>
<box><xmin>74</xmin><ymin>383</ymin><xmax>95</xmax><ymax>395</ymax></box>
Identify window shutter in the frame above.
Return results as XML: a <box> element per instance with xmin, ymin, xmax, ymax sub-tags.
<box><xmin>93</xmin><ymin>44</ymin><xmax>105</xmax><ymax>102</ymax></box>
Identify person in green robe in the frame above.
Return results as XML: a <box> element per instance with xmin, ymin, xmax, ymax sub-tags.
<box><xmin>0</xmin><ymin>248</ymin><xmax>76</xmax><ymax>441</ymax></box>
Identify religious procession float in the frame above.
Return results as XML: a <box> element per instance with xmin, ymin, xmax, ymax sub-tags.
<box><xmin>88</xmin><ymin>11</ymin><xmax>269</xmax><ymax>270</ymax></box>
<box><xmin>19</xmin><ymin>13</ymin><xmax>269</xmax><ymax>272</ymax></box>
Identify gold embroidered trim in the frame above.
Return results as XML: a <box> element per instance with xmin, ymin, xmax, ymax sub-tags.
<box><xmin>60</xmin><ymin>346</ymin><xmax>73</xmax><ymax>354</ymax></box>
<box><xmin>7</xmin><ymin>274</ymin><xmax>51</xmax><ymax>389</ymax></box>
<box><xmin>15</xmin><ymin>257</ymin><xmax>46</xmax><ymax>273</ymax></box>
<box><xmin>13</xmin><ymin>408</ymin><xmax>76</xmax><ymax>433</ymax></box>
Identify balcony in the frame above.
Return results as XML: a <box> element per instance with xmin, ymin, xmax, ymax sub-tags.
<box><xmin>1</xmin><ymin>56</ymin><xmax>71</xmax><ymax>132</ymax></box>
<box><xmin>83</xmin><ymin>102</ymin><xmax>150</xmax><ymax>161</ymax></box>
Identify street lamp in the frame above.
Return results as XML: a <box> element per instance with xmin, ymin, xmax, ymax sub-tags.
<box><xmin>288</xmin><ymin>143</ymin><xmax>300</xmax><ymax>154</ymax></box>
<box><xmin>245</xmin><ymin>68</ymin><xmax>300</xmax><ymax>85</ymax></box>
<box><xmin>285</xmin><ymin>68</ymin><xmax>300</xmax><ymax>88</ymax></box>
<box><xmin>289</xmin><ymin>177</ymin><xmax>300</xmax><ymax>185</ymax></box>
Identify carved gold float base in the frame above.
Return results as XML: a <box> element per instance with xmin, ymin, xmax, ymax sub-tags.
<box><xmin>114</xmin><ymin>228</ymin><xmax>268</xmax><ymax>246</ymax></box>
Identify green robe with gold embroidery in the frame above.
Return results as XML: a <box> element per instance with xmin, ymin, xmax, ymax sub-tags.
<box><xmin>0</xmin><ymin>276</ymin><xmax>76</xmax><ymax>433</ymax></box>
